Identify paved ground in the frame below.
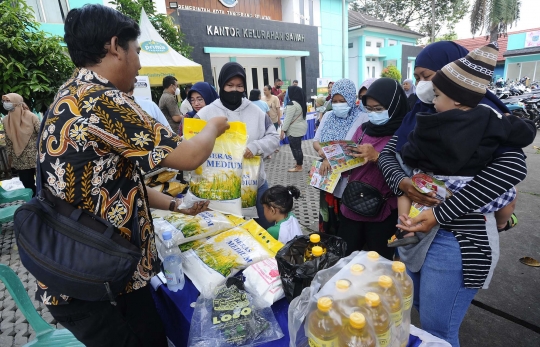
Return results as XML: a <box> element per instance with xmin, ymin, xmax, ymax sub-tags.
<box><xmin>0</xmin><ymin>139</ymin><xmax>539</xmax><ymax>346</ymax></box>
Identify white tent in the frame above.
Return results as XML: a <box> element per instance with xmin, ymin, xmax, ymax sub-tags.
<box><xmin>138</xmin><ymin>9</ymin><xmax>203</xmax><ymax>86</ymax></box>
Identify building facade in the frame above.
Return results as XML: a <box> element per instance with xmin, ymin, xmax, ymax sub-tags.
<box><xmin>503</xmin><ymin>29</ymin><xmax>540</xmax><ymax>82</ymax></box>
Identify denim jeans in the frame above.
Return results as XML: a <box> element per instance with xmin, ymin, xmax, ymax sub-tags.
<box><xmin>254</xmin><ymin>180</ymin><xmax>272</xmax><ymax>229</ymax></box>
<box><xmin>407</xmin><ymin>229</ymin><xmax>479</xmax><ymax>347</ymax></box>
<box><xmin>288</xmin><ymin>135</ymin><xmax>303</xmax><ymax>166</ymax></box>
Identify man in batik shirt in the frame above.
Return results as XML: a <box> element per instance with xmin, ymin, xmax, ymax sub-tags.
<box><xmin>38</xmin><ymin>5</ymin><xmax>228</xmax><ymax>346</ymax></box>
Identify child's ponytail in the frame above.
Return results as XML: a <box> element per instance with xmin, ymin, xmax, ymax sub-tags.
<box><xmin>261</xmin><ymin>185</ymin><xmax>301</xmax><ymax>214</ymax></box>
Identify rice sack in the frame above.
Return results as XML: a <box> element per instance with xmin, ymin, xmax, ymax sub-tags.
<box><xmin>241</xmin><ymin>156</ymin><xmax>261</xmax><ymax>218</ymax></box>
<box><xmin>182</xmin><ymin>119</ymin><xmax>248</xmax><ymax>216</ymax></box>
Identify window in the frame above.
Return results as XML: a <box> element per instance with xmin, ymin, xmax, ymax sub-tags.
<box><xmin>372</xmin><ymin>67</ymin><xmax>376</xmax><ymax>78</ymax></box>
<box><xmin>273</xmin><ymin>68</ymin><xmax>279</xmax><ymax>82</ymax></box>
<box><xmin>348</xmin><ymin>42</ymin><xmax>353</xmax><ymax>48</ymax></box>
<box><xmin>367</xmin><ymin>66</ymin><xmax>370</xmax><ymax>76</ymax></box>
<box><xmin>389</xmin><ymin>40</ymin><xmax>397</xmax><ymax>47</ymax></box>
<box><xmin>27</xmin><ymin>0</ymin><xmax>69</xmax><ymax>23</ymax></box>
<box><xmin>376</xmin><ymin>42</ymin><xmax>382</xmax><ymax>48</ymax></box>
<box><xmin>263</xmin><ymin>68</ymin><xmax>269</xmax><ymax>86</ymax></box>
<box><xmin>251</xmin><ymin>68</ymin><xmax>259</xmax><ymax>90</ymax></box>
<box><xmin>366</xmin><ymin>41</ymin><xmax>372</xmax><ymax>47</ymax></box>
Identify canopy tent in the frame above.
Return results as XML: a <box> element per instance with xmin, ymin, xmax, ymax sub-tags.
<box><xmin>138</xmin><ymin>9</ymin><xmax>203</xmax><ymax>86</ymax></box>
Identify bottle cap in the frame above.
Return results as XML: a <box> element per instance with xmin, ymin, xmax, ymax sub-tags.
<box><xmin>162</xmin><ymin>231</ymin><xmax>172</xmax><ymax>241</ymax></box>
<box><xmin>317</xmin><ymin>297</ymin><xmax>333</xmax><ymax>312</ymax></box>
<box><xmin>336</xmin><ymin>279</ymin><xmax>351</xmax><ymax>291</ymax></box>
<box><xmin>310</xmin><ymin>234</ymin><xmax>321</xmax><ymax>243</ymax></box>
<box><xmin>367</xmin><ymin>251</ymin><xmax>380</xmax><ymax>260</ymax></box>
<box><xmin>392</xmin><ymin>261</ymin><xmax>406</xmax><ymax>273</ymax></box>
<box><xmin>365</xmin><ymin>292</ymin><xmax>380</xmax><ymax>307</ymax></box>
<box><xmin>312</xmin><ymin>246</ymin><xmax>323</xmax><ymax>257</ymax></box>
<box><xmin>349</xmin><ymin>312</ymin><xmax>366</xmax><ymax>329</ymax></box>
<box><xmin>350</xmin><ymin>264</ymin><xmax>365</xmax><ymax>274</ymax></box>
<box><xmin>378</xmin><ymin>275</ymin><xmax>393</xmax><ymax>288</ymax></box>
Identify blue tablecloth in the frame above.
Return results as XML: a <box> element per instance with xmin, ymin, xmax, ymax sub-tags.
<box><xmin>151</xmin><ymin>277</ymin><xmax>426</xmax><ymax>347</ymax></box>
<box><xmin>280</xmin><ymin>112</ymin><xmax>316</xmax><ymax>145</ymax></box>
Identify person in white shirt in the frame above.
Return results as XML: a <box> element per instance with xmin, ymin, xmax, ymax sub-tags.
<box><xmin>180</xmin><ymin>84</ymin><xmax>193</xmax><ymax>115</ymax></box>
<box><xmin>127</xmin><ymin>87</ymin><xmax>173</xmax><ymax>131</ymax></box>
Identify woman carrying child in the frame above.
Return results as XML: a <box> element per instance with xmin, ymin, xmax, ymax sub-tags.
<box><xmin>261</xmin><ymin>185</ymin><xmax>303</xmax><ymax>244</ymax></box>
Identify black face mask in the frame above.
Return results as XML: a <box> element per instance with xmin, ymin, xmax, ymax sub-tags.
<box><xmin>220</xmin><ymin>90</ymin><xmax>243</xmax><ymax>110</ymax></box>
<box><xmin>276</xmin><ymin>85</ymin><xmax>281</xmax><ymax>89</ymax></box>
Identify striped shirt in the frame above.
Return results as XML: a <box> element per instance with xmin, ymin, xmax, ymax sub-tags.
<box><xmin>379</xmin><ymin>136</ymin><xmax>527</xmax><ymax>288</ymax></box>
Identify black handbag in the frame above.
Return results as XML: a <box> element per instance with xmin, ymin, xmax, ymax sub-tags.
<box><xmin>341</xmin><ymin>181</ymin><xmax>388</xmax><ymax>217</ymax></box>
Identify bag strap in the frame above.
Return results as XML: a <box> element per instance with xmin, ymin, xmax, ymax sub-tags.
<box><xmin>35</xmin><ymin>110</ymin><xmax>49</xmax><ymax>194</ymax></box>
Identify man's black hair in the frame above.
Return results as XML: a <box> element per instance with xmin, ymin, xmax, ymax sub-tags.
<box><xmin>293</xmin><ymin>80</ymin><xmax>298</xmax><ymax>84</ymax></box>
<box><xmin>162</xmin><ymin>76</ymin><xmax>177</xmax><ymax>89</ymax></box>
<box><xmin>275</xmin><ymin>79</ymin><xmax>282</xmax><ymax>83</ymax></box>
<box><xmin>64</xmin><ymin>4</ymin><xmax>140</xmax><ymax>68</ymax></box>
<box><xmin>249</xmin><ymin>89</ymin><xmax>261</xmax><ymax>101</ymax></box>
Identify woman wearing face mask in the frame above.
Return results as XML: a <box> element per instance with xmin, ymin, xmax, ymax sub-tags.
<box><xmin>402</xmin><ymin>78</ymin><xmax>418</xmax><ymax>109</ymax></box>
<box><xmin>185</xmin><ymin>82</ymin><xmax>219</xmax><ymax>118</ymax></box>
<box><xmin>356</xmin><ymin>78</ymin><xmax>377</xmax><ymax>122</ymax></box>
<box><xmin>1</xmin><ymin>93</ymin><xmax>40</xmax><ymax>196</ymax></box>
<box><xmin>197</xmin><ymin>62</ymin><xmax>280</xmax><ymax>229</ymax></box>
<box><xmin>336</xmin><ymin>78</ymin><xmax>408</xmax><ymax>259</ymax></box>
<box><xmin>378</xmin><ymin>41</ymin><xmax>523</xmax><ymax>347</ymax></box>
<box><xmin>312</xmin><ymin>79</ymin><xmax>364</xmax><ymax>235</ymax></box>
<box><xmin>281</xmin><ymin>85</ymin><xmax>308</xmax><ymax>172</ymax></box>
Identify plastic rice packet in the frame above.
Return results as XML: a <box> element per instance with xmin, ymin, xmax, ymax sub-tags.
<box><xmin>187</xmin><ymin>278</ymin><xmax>284</xmax><ymax>347</ymax></box>
<box><xmin>241</xmin><ymin>156</ymin><xmax>261</xmax><ymax>218</ymax></box>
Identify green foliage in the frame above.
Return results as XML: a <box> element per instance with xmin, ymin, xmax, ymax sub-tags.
<box><xmin>0</xmin><ymin>0</ymin><xmax>75</xmax><ymax>113</ymax></box>
<box><xmin>436</xmin><ymin>32</ymin><xmax>458</xmax><ymax>42</ymax></box>
<box><xmin>110</xmin><ymin>0</ymin><xmax>192</xmax><ymax>58</ymax></box>
<box><xmin>381</xmin><ymin>66</ymin><xmax>402</xmax><ymax>81</ymax></box>
<box><xmin>350</xmin><ymin>0</ymin><xmax>468</xmax><ymax>38</ymax></box>
<box><xmin>470</xmin><ymin>0</ymin><xmax>521</xmax><ymax>41</ymax></box>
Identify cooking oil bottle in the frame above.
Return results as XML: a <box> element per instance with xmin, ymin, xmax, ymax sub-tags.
<box><xmin>339</xmin><ymin>312</ymin><xmax>377</xmax><ymax>347</ymax></box>
<box><xmin>350</xmin><ymin>263</ymin><xmax>365</xmax><ymax>277</ymax></box>
<box><xmin>378</xmin><ymin>275</ymin><xmax>404</xmax><ymax>347</ymax></box>
<box><xmin>392</xmin><ymin>261</ymin><xmax>413</xmax><ymax>346</ymax></box>
<box><xmin>364</xmin><ymin>292</ymin><xmax>392</xmax><ymax>347</ymax></box>
<box><xmin>365</xmin><ymin>251</ymin><xmax>381</xmax><ymax>272</ymax></box>
<box><xmin>307</xmin><ymin>297</ymin><xmax>340</xmax><ymax>347</ymax></box>
<box><xmin>304</xmin><ymin>234</ymin><xmax>327</xmax><ymax>261</ymax></box>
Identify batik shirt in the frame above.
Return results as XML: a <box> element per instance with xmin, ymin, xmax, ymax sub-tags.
<box><xmin>36</xmin><ymin>68</ymin><xmax>181</xmax><ymax>305</ymax></box>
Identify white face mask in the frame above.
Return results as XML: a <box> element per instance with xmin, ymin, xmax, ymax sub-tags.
<box><xmin>175</xmin><ymin>87</ymin><xmax>180</xmax><ymax>96</ymax></box>
<box><xmin>416</xmin><ymin>81</ymin><xmax>435</xmax><ymax>104</ymax></box>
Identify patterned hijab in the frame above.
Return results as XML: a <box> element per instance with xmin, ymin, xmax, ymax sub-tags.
<box><xmin>2</xmin><ymin>93</ymin><xmax>37</xmax><ymax>157</ymax></box>
<box><xmin>320</xmin><ymin>79</ymin><xmax>361</xmax><ymax>142</ymax></box>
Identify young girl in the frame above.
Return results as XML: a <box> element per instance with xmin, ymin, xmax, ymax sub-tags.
<box><xmin>261</xmin><ymin>185</ymin><xmax>303</xmax><ymax>244</ymax></box>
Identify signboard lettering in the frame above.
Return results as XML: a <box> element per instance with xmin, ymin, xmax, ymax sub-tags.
<box><xmin>206</xmin><ymin>25</ymin><xmax>305</xmax><ymax>42</ymax></box>
<box><xmin>177</xmin><ymin>5</ymin><xmax>271</xmax><ymax>20</ymax></box>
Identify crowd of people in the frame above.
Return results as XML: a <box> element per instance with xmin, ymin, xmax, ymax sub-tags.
<box><xmin>1</xmin><ymin>4</ymin><xmax>537</xmax><ymax>347</ymax></box>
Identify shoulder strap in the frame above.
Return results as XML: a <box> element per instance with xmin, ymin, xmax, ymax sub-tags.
<box><xmin>35</xmin><ymin>110</ymin><xmax>49</xmax><ymax>194</ymax></box>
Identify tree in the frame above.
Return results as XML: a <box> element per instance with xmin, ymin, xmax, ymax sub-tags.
<box><xmin>110</xmin><ymin>0</ymin><xmax>192</xmax><ymax>58</ymax></box>
<box><xmin>350</xmin><ymin>0</ymin><xmax>468</xmax><ymax>38</ymax></box>
<box><xmin>381</xmin><ymin>66</ymin><xmax>402</xmax><ymax>81</ymax></box>
<box><xmin>0</xmin><ymin>0</ymin><xmax>74</xmax><ymax>113</ymax></box>
<box><xmin>470</xmin><ymin>0</ymin><xmax>521</xmax><ymax>42</ymax></box>
<box><xmin>436</xmin><ymin>32</ymin><xmax>458</xmax><ymax>42</ymax></box>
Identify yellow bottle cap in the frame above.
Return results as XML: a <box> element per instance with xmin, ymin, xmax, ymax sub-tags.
<box><xmin>336</xmin><ymin>279</ymin><xmax>351</xmax><ymax>291</ymax></box>
<box><xmin>367</xmin><ymin>251</ymin><xmax>380</xmax><ymax>260</ymax></box>
<box><xmin>349</xmin><ymin>312</ymin><xmax>366</xmax><ymax>329</ymax></box>
<box><xmin>317</xmin><ymin>297</ymin><xmax>333</xmax><ymax>312</ymax></box>
<box><xmin>350</xmin><ymin>264</ymin><xmax>365</xmax><ymax>274</ymax></box>
<box><xmin>378</xmin><ymin>275</ymin><xmax>393</xmax><ymax>288</ymax></box>
<box><xmin>365</xmin><ymin>292</ymin><xmax>380</xmax><ymax>307</ymax></box>
<box><xmin>310</xmin><ymin>234</ymin><xmax>321</xmax><ymax>243</ymax></box>
<box><xmin>392</xmin><ymin>261</ymin><xmax>406</xmax><ymax>273</ymax></box>
<box><xmin>312</xmin><ymin>246</ymin><xmax>323</xmax><ymax>257</ymax></box>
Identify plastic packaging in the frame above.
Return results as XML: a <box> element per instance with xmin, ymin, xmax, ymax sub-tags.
<box><xmin>241</xmin><ymin>156</ymin><xmax>261</xmax><ymax>218</ymax></box>
<box><xmin>162</xmin><ymin>230</ymin><xmax>185</xmax><ymax>292</ymax></box>
<box><xmin>339</xmin><ymin>312</ymin><xmax>378</xmax><ymax>347</ymax></box>
<box><xmin>243</xmin><ymin>258</ymin><xmax>284</xmax><ymax>306</ymax></box>
<box><xmin>182</xmin><ymin>119</ymin><xmax>248</xmax><ymax>216</ymax></box>
<box><xmin>304</xmin><ymin>234</ymin><xmax>327</xmax><ymax>261</ymax></box>
<box><xmin>187</xmin><ymin>278</ymin><xmax>284</xmax><ymax>347</ymax></box>
<box><xmin>306</xmin><ymin>297</ymin><xmax>340</xmax><ymax>346</ymax></box>
<box><xmin>392</xmin><ymin>262</ymin><xmax>413</xmax><ymax>346</ymax></box>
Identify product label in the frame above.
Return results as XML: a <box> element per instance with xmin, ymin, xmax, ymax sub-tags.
<box><xmin>307</xmin><ymin>332</ymin><xmax>338</xmax><ymax>347</ymax></box>
<box><xmin>403</xmin><ymin>294</ymin><xmax>413</xmax><ymax>310</ymax></box>
<box><xmin>391</xmin><ymin>310</ymin><xmax>403</xmax><ymax>327</ymax></box>
<box><xmin>377</xmin><ymin>329</ymin><xmax>391</xmax><ymax>347</ymax></box>
<box><xmin>164</xmin><ymin>270</ymin><xmax>177</xmax><ymax>284</ymax></box>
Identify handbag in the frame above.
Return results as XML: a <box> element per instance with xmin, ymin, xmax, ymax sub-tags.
<box><xmin>13</xmin><ymin>110</ymin><xmax>142</xmax><ymax>305</ymax></box>
<box><xmin>341</xmin><ymin>181</ymin><xmax>388</xmax><ymax>217</ymax></box>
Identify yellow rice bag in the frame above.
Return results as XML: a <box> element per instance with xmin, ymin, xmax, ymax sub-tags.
<box><xmin>144</xmin><ymin>170</ymin><xmax>178</xmax><ymax>186</ymax></box>
<box><xmin>182</xmin><ymin>119</ymin><xmax>248</xmax><ymax>216</ymax></box>
<box><xmin>150</xmin><ymin>181</ymin><xmax>186</xmax><ymax>197</ymax></box>
<box><xmin>241</xmin><ymin>156</ymin><xmax>261</xmax><ymax>218</ymax></box>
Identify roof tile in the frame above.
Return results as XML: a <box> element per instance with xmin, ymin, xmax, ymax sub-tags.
<box><xmin>348</xmin><ymin>11</ymin><xmax>423</xmax><ymax>37</ymax></box>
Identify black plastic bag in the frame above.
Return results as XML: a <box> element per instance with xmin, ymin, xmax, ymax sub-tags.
<box><xmin>275</xmin><ymin>234</ymin><xmax>347</xmax><ymax>302</ymax></box>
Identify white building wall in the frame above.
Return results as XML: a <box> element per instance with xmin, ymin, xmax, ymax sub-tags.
<box><xmin>363</xmin><ymin>36</ymin><xmax>384</xmax><ymax>56</ymax></box>
<box><xmin>281</xmin><ymin>0</ymin><xmax>299</xmax><ymax>23</ymax></box>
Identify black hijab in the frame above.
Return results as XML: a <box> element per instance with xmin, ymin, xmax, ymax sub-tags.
<box><xmin>218</xmin><ymin>62</ymin><xmax>247</xmax><ymax>111</ymax></box>
<box><xmin>286</xmin><ymin>86</ymin><xmax>307</xmax><ymax>118</ymax></box>
<box><xmin>361</xmin><ymin>78</ymin><xmax>409</xmax><ymax>137</ymax></box>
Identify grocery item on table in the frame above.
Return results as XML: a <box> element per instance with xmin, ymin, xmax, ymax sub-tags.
<box><xmin>181</xmin><ymin>118</ymin><xmax>248</xmax><ymax>216</ymax></box>
<box><xmin>144</xmin><ymin>169</ymin><xmax>178</xmax><ymax>186</ymax></box>
<box><xmin>241</xmin><ymin>156</ymin><xmax>261</xmax><ymax>218</ymax></box>
<box><xmin>304</xmin><ymin>233</ymin><xmax>327</xmax><ymax>261</ymax></box>
<box><xmin>162</xmin><ymin>230</ymin><xmax>185</xmax><ymax>292</ymax></box>
<box><xmin>150</xmin><ymin>181</ymin><xmax>187</xmax><ymax>197</ymax></box>
<box><xmin>364</xmin><ymin>292</ymin><xmax>392</xmax><ymax>347</ymax></box>
<box><xmin>392</xmin><ymin>261</ymin><xmax>413</xmax><ymax>345</ymax></box>
<box><xmin>377</xmin><ymin>276</ymin><xmax>405</xmax><ymax>346</ymax></box>
<box><xmin>307</xmin><ymin>297</ymin><xmax>340</xmax><ymax>347</ymax></box>
<box><xmin>181</xmin><ymin>219</ymin><xmax>283</xmax><ymax>292</ymax></box>
<box><xmin>339</xmin><ymin>312</ymin><xmax>377</xmax><ymax>347</ymax></box>
<box><xmin>243</xmin><ymin>258</ymin><xmax>284</xmax><ymax>306</ymax></box>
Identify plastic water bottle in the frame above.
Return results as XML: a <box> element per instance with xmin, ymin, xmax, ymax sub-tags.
<box><xmin>162</xmin><ymin>231</ymin><xmax>184</xmax><ymax>292</ymax></box>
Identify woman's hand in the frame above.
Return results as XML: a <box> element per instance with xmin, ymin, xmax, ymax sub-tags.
<box><xmin>178</xmin><ymin>201</ymin><xmax>209</xmax><ymax>216</ymax></box>
<box><xmin>280</xmin><ymin>131</ymin><xmax>285</xmax><ymax>140</ymax></box>
<box><xmin>349</xmin><ymin>143</ymin><xmax>379</xmax><ymax>162</ymax></box>
<box><xmin>399</xmin><ymin>177</ymin><xmax>440</xmax><ymax>206</ymax></box>
<box><xmin>317</xmin><ymin>148</ymin><xmax>326</xmax><ymax>159</ymax></box>
<box><xmin>319</xmin><ymin>159</ymin><xmax>332</xmax><ymax>176</ymax></box>
<box><xmin>396</xmin><ymin>209</ymin><xmax>438</xmax><ymax>233</ymax></box>
<box><xmin>244</xmin><ymin>148</ymin><xmax>254</xmax><ymax>159</ymax></box>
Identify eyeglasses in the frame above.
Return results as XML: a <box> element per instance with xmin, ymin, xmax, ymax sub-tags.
<box><xmin>364</xmin><ymin>106</ymin><xmax>386</xmax><ymax>113</ymax></box>
<box><xmin>189</xmin><ymin>97</ymin><xmax>204</xmax><ymax>104</ymax></box>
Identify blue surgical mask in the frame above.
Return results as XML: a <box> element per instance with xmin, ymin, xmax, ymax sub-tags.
<box><xmin>332</xmin><ymin>103</ymin><xmax>351</xmax><ymax>118</ymax></box>
<box><xmin>368</xmin><ymin>110</ymin><xmax>390</xmax><ymax>125</ymax></box>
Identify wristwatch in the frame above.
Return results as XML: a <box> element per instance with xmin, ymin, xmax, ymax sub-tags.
<box><xmin>169</xmin><ymin>198</ymin><xmax>180</xmax><ymax>212</ymax></box>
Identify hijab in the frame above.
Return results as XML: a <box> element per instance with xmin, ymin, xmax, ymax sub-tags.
<box><xmin>403</xmin><ymin>78</ymin><xmax>416</xmax><ymax>97</ymax></box>
<box><xmin>361</xmin><ymin>78</ymin><xmax>409</xmax><ymax>137</ymax></box>
<box><xmin>217</xmin><ymin>62</ymin><xmax>246</xmax><ymax>111</ymax></box>
<box><xmin>2</xmin><ymin>93</ymin><xmax>37</xmax><ymax>157</ymax></box>
<box><xmin>286</xmin><ymin>86</ymin><xmax>307</xmax><ymax>118</ymax></box>
<box><xmin>320</xmin><ymin>79</ymin><xmax>361</xmax><ymax>142</ymax></box>
<box><xmin>186</xmin><ymin>82</ymin><xmax>219</xmax><ymax>118</ymax></box>
<box><xmin>359</xmin><ymin>78</ymin><xmax>377</xmax><ymax>95</ymax></box>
